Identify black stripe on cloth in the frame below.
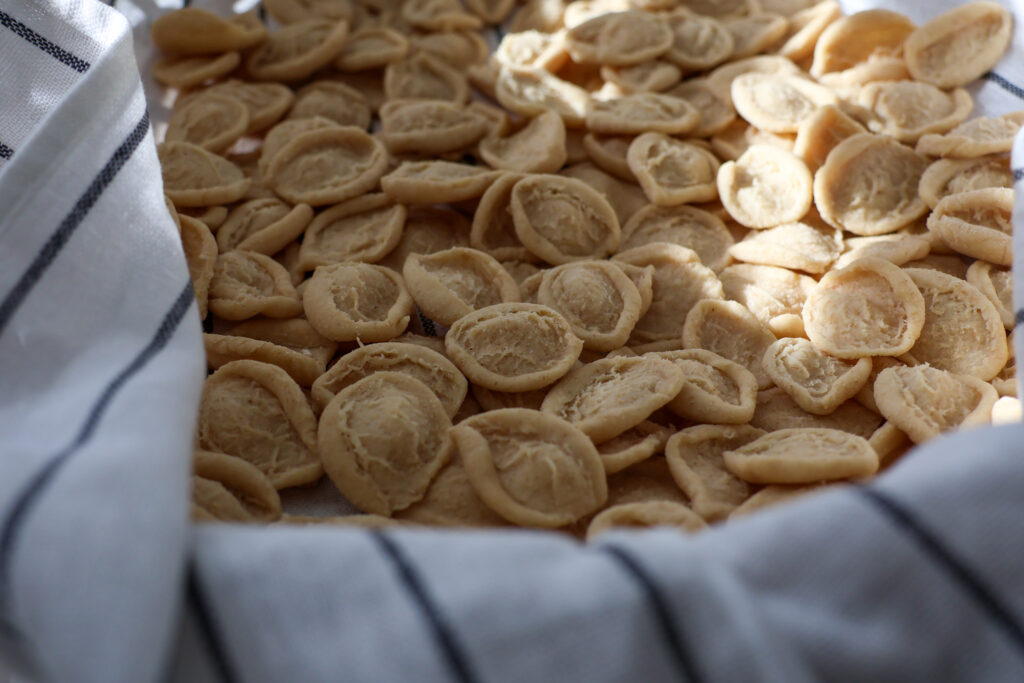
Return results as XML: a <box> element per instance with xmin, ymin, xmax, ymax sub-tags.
<box><xmin>602</xmin><ymin>545</ymin><xmax>701</xmax><ymax>683</ymax></box>
<box><xmin>369</xmin><ymin>531</ymin><xmax>480</xmax><ymax>683</ymax></box>
<box><xmin>0</xmin><ymin>111</ymin><xmax>150</xmax><ymax>339</ymax></box>
<box><xmin>0</xmin><ymin>10</ymin><xmax>90</xmax><ymax>73</ymax></box>
<box><xmin>0</xmin><ymin>614</ymin><xmax>41</xmax><ymax>681</ymax></box>
<box><xmin>0</xmin><ymin>282</ymin><xmax>194</xmax><ymax>604</ymax></box>
<box><xmin>0</xmin><ymin>612</ymin><xmax>25</xmax><ymax>648</ymax></box>
<box><xmin>1013</xmin><ymin>168</ymin><xmax>1024</xmax><ymax>182</ymax></box>
<box><xmin>1015</xmin><ymin>309</ymin><xmax>1024</xmax><ymax>328</ymax></box>
<box><xmin>983</xmin><ymin>72</ymin><xmax>1024</xmax><ymax>101</ymax></box>
<box><xmin>188</xmin><ymin>560</ymin><xmax>241</xmax><ymax>683</ymax></box>
<box><xmin>0</xmin><ymin>142</ymin><xmax>12</xmax><ymax>160</ymax></box>
<box><xmin>858</xmin><ymin>487</ymin><xmax>1024</xmax><ymax>661</ymax></box>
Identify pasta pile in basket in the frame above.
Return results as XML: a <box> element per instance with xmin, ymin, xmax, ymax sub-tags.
<box><xmin>152</xmin><ymin>0</ymin><xmax>1020</xmax><ymax>539</ymax></box>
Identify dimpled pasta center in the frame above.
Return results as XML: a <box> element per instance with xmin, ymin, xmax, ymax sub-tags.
<box><xmin>201</xmin><ymin>377</ymin><xmax>306</xmax><ymax>477</ymax></box>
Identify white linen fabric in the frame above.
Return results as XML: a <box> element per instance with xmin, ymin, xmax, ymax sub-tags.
<box><xmin>1</xmin><ymin>1</ymin><xmax>1023</xmax><ymax>681</ymax></box>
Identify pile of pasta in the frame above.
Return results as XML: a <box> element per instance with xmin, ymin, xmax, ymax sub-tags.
<box><xmin>152</xmin><ymin>0</ymin><xmax>1020</xmax><ymax>539</ymax></box>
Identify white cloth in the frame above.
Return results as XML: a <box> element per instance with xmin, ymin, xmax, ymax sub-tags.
<box><xmin>1</xmin><ymin>1</ymin><xmax>1023</xmax><ymax>681</ymax></box>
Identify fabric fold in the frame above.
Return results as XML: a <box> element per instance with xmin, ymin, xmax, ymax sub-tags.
<box><xmin>0</xmin><ymin>2</ymin><xmax>203</xmax><ymax>681</ymax></box>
